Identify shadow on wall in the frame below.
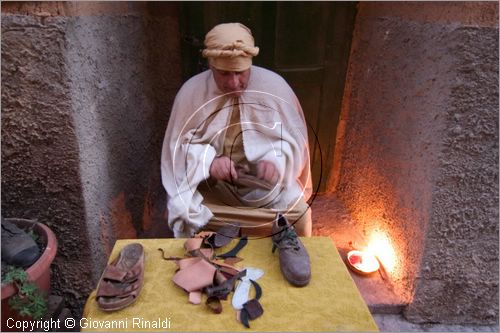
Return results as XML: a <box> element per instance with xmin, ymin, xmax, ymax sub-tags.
<box><xmin>64</xmin><ymin>3</ymin><xmax>181</xmax><ymax>268</ymax></box>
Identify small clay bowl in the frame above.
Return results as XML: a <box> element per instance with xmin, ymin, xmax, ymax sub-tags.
<box><xmin>346</xmin><ymin>250</ymin><xmax>380</xmax><ymax>276</ymax></box>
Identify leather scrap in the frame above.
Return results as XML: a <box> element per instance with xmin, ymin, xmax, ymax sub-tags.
<box><xmin>240</xmin><ymin>308</ymin><xmax>250</xmax><ymax>328</ymax></box>
<box><xmin>212</xmin><ymin>224</ymin><xmax>240</xmax><ymax>248</ymax></box>
<box><xmin>167</xmin><ymin>236</ymin><xmax>264</xmax><ymax>327</ymax></box>
<box><xmin>243</xmin><ymin>299</ymin><xmax>264</xmax><ymax>320</ymax></box>
<box><xmin>188</xmin><ymin>291</ymin><xmax>202</xmax><ymax>305</ymax></box>
<box><xmin>184</xmin><ymin>238</ymin><xmax>204</xmax><ymax>252</ymax></box>
<box><xmin>224</xmin><ymin>257</ymin><xmax>243</xmax><ymax>265</ymax></box>
<box><xmin>249</xmin><ymin>279</ymin><xmax>262</xmax><ymax>300</ymax></box>
<box><xmin>198</xmin><ymin>247</ymin><xmax>214</xmax><ymax>259</ymax></box>
<box><xmin>217</xmin><ymin>236</ymin><xmax>248</xmax><ymax>258</ymax></box>
<box><xmin>205</xmin><ymin>269</ymin><xmax>246</xmax><ymax>299</ymax></box>
<box><xmin>172</xmin><ymin>258</ymin><xmax>216</xmax><ymax>292</ymax></box>
<box><xmin>206</xmin><ymin>296</ymin><xmax>223</xmax><ymax>314</ymax></box>
<box><xmin>158</xmin><ymin>248</ymin><xmax>182</xmax><ymax>261</ymax></box>
<box><xmin>238</xmin><ymin>279</ymin><xmax>264</xmax><ymax>328</ymax></box>
<box><xmin>212</xmin><ymin>259</ymin><xmax>242</xmax><ymax>276</ymax></box>
<box><xmin>232</xmin><ymin>268</ymin><xmax>264</xmax><ymax>310</ymax></box>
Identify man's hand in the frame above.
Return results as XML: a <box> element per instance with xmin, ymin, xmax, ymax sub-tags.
<box><xmin>257</xmin><ymin>160</ymin><xmax>280</xmax><ymax>185</ymax></box>
<box><xmin>210</xmin><ymin>156</ymin><xmax>238</xmax><ymax>182</ymax></box>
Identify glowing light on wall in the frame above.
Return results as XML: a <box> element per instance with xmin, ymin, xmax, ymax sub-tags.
<box><xmin>366</xmin><ymin>230</ymin><xmax>397</xmax><ymax>273</ymax></box>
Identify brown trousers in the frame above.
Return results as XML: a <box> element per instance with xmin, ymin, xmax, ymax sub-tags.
<box><xmin>198</xmin><ymin>181</ymin><xmax>312</xmax><ymax>237</ymax></box>
<box><xmin>201</xmin><ymin>100</ymin><xmax>312</xmax><ymax>237</ymax></box>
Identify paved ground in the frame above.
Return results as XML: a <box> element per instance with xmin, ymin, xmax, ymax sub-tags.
<box><xmin>374</xmin><ymin>314</ymin><xmax>499</xmax><ymax>332</ymax></box>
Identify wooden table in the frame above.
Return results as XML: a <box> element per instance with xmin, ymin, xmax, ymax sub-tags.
<box><xmin>82</xmin><ymin>237</ymin><xmax>378</xmax><ymax>332</ymax></box>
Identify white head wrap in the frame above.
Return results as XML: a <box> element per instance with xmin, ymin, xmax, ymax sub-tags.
<box><xmin>202</xmin><ymin>23</ymin><xmax>259</xmax><ymax>71</ymax></box>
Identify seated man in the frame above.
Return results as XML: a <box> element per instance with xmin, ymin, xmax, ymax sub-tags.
<box><xmin>161</xmin><ymin>23</ymin><xmax>312</xmax><ymax>238</ymax></box>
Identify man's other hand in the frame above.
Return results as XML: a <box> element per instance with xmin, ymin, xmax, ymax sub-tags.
<box><xmin>257</xmin><ymin>160</ymin><xmax>280</xmax><ymax>185</ymax></box>
<box><xmin>210</xmin><ymin>156</ymin><xmax>238</xmax><ymax>182</ymax></box>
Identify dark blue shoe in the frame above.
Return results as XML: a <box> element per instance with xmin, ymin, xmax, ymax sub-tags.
<box><xmin>1</xmin><ymin>219</ymin><xmax>40</xmax><ymax>268</ymax></box>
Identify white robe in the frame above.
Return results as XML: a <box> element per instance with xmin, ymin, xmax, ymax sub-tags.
<box><xmin>161</xmin><ymin>66</ymin><xmax>312</xmax><ymax>238</ymax></box>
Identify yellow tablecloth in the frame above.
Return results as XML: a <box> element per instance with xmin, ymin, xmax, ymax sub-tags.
<box><xmin>82</xmin><ymin>237</ymin><xmax>378</xmax><ymax>332</ymax></box>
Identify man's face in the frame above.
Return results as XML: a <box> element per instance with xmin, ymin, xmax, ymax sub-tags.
<box><xmin>211</xmin><ymin>66</ymin><xmax>251</xmax><ymax>97</ymax></box>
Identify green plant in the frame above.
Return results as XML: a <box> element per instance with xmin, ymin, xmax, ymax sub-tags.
<box><xmin>27</xmin><ymin>229</ymin><xmax>39</xmax><ymax>243</ymax></box>
<box><xmin>2</xmin><ymin>266</ymin><xmax>47</xmax><ymax>319</ymax></box>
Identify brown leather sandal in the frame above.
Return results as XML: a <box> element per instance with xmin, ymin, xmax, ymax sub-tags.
<box><xmin>96</xmin><ymin>243</ymin><xmax>145</xmax><ymax>311</ymax></box>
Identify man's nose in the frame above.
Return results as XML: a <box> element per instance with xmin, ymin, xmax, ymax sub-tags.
<box><xmin>227</xmin><ymin>74</ymin><xmax>240</xmax><ymax>90</ymax></box>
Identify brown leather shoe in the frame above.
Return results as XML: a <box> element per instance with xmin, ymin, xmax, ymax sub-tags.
<box><xmin>272</xmin><ymin>214</ymin><xmax>311</xmax><ymax>287</ymax></box>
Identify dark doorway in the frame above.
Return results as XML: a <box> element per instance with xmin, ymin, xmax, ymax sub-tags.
<box><xmin>179</xmin><ymin>1</ymin><xmax>357</xmax><ymax>192</ymax></box>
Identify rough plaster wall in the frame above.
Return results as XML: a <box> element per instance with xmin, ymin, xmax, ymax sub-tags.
<box><xmin>405</xmin><ymin>27</ymin><xmax>499</xmax><ymax>324</ymax></box>
<box><xmin>335</xmin><ymin>15</ymin><xmax>453</xmax><ymax>303</ymax></box>
<box><xmin>335</xmin><ymin>2</ymin><xmax>498</xmax><ymax>324</ymax></box>
<box><xmin>65</xmin><ymin>11</ymin><xmax>182</xmax><ymax>277</ymax></box>
<box><xmin>1</xmin><ymin>14</ymin><xmax>94</xmax><ymax>315</ymax></box>
<box><xmin>1</xmin><ymin>5</ymin><xmax>182</xmax><ymax>317</ymax></box>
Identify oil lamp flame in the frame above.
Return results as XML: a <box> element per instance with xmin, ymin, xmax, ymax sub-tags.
<box><xmin>366</xmin><ymin>231</ymin><xmax>397</xmax><ymax>273</ymax></box>
<box><xmin>346</xmin><ymin>230</ymin><xmax>397</xmax><ymax>275</ymax></box>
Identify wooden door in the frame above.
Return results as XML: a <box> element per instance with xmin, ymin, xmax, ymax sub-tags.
<box><xmin>180</xmin><ymin>1</ymin><xmax>357</xmax><ymax>193</ymax></box>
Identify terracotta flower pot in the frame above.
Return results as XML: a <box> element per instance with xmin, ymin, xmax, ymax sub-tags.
<box><xmin>1</xmin><ymin>218</ymin><xmax>57</xmax><ymax>331</ymax></box>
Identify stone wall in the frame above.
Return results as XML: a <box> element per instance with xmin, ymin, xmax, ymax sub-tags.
<box><xmin>404</xmin><ymin>25</ymin><xmax>499</xmax><ymax>324</ymax></box>
<box><xmin>1</xmin><ymin>2</ymin><xmax>182</xmax><ymax>316</ymax></box>
<box><xmin>333</xmin><ymin>2</ymin><xmax>498</xmax><ymax>324</ymax></box>
<box><xmin>2</xmin><ymin>13</ymin><xmax>94</xmax><ymax>317</ymax></box>
<box><xmin>64</xmin><ymin>3</ymin><xmax>181</xmax><ymax>276</ymax></box>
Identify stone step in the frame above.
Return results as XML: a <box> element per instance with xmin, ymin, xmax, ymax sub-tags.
<box><xmin>337</xmin><ymin>247</ymin><xmax>407</xmax><ymax>314</ymax></box>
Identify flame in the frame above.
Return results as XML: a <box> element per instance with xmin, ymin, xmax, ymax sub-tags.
<box><xmin>366</xmin><ymin>230</ymin><xmax>397</xmax><ymax>273</ymax></box>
